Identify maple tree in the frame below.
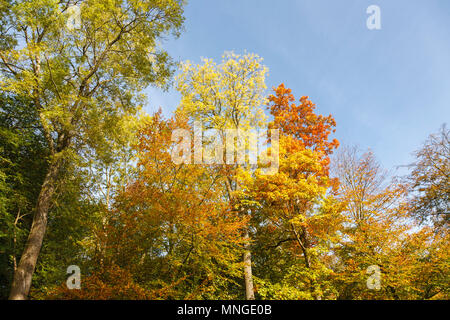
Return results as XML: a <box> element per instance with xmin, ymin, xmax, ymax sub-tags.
<box><xmin>235</xmin><ymin>84</ymin><xmax>343</xmax><ymax>299</ymax></box>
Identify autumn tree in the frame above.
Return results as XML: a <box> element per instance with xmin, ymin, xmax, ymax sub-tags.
<box><xmin>237</xmin><ymin>84</ymin><xmax>342</xmax><ymax>299</ymax></box>
<box><xmin>330</xmin><ymin>146</ymin><xmax>449</xmax><ymax>299</ymax></box>
<box><xmin>176</xmin><ymin>52</ymin><xmax>268</xmax><ymax>299</ymax></box>
<box><xmin>406</xmin><ymin>124</ymin><xmax>449</xmax><ymax>232</ymax></box>
<box><xmin>51</xmin><ymin>111</ymin><xmax>248</xmax><ymax>299</ymax></box>
<box><xmin>332</xmin><ymin>146</ymin><xmax>402</xmax><ymax>299</ymax></box>
<box><xmin>0</xmin><ymin>0</ymin><xmax>185</xmax><ymax>299</ymax></box>
<box><xmin>332</xmin><ymin>146</ymin><xmax>402</xmax><ymax>224</ymax></box>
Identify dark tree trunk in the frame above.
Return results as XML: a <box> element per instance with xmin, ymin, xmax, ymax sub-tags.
<box><xmin>9</xmin><ymin>160</ymin><xmax>62</xmax><ymax>300</ymax></box>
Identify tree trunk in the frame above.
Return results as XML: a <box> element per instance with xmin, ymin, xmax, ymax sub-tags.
<box><xmin>291</xmin><ymin>223</ymin><xmax>322</xmax><ymax>299</ymax></box>
<box><xmin>291</xmin><ymin>223</ymin><xmax>310</xmax><ymax>268</ymax></box>
<box><xmin>9</xmin><ymin>160</ymin><xmax>61</xmax><ymax>300</ymax></box>
<box><xmin>243</xmin><ymin>229</ymin><xmax>255</xmax><ymax>300</ymax></box>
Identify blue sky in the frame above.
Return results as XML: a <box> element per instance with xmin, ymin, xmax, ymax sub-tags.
<box><xmin>144</xmin><ymin>0</ymin><xmax>450</xmax><ymax>174</ymax></box>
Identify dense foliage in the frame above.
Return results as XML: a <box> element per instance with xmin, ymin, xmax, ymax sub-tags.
<box><xmin>0</xmin><ymin>0</ymin><xmax>448</xmax><ymax>300</ymax></box>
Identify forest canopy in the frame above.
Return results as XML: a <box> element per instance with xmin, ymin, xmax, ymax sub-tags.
<box><xmin>0</xmin><ymin>0</ymin><xmax>448</xmax><ymax>300</ymax></box>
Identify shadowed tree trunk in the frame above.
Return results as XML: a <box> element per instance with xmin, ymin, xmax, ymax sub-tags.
<box><xmin>9</xmin><ymin>160</ymin><xmax>62</xmax><ymax>300</ymax></box>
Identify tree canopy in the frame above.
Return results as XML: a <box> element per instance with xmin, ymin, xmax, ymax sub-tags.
<box><xmin>0</xmin><ymin>0</ymin><xmax>448</xmax><ymax>301</ymax></box>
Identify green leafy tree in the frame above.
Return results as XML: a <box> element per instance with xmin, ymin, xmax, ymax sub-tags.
<box><xmin>0</xmin><ymin>94</ymin><xmax>48</xmax><ymax>299</ymax></box>
<box><xmin>0</xmin><ymin>0</ymin><xmax>185</xmax><ymax>299</ymax></box>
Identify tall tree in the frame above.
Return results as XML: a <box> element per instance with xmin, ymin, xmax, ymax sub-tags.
<box><xmin>0</xmin><ymin>94</ymin><xmax>48</xmax><ymax>299</ymax></box>
<box><xmin>406</xmin><ymin>124</ymin><xmax>449</xmax><ymax>232</ymax></box>
<box><xmin>44</xmin><ymin>112</ymin><xmax>248</xmax><ymax>299</ymax></box>
<box><xmin>329</xmin><ymin>146</ymin><xmax>446</xmax><ymax>300</ymax></box>
<box><xmin>0</xmin><ymin>0</ymin><xmax>185</xmax><ymax>299</ymax></box>
<box><xmin>237</xmin><ymin>84</ymin><xmax>342</xmax><ymax>299</ymax></box>
<box><xmin>176</xmin><ymin>52</ymin><xmax>268</xmax><ymax>299</ymax></box>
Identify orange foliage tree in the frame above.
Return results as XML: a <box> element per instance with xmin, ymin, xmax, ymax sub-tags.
<box><xmin>43</xmin><ymin>111</ymin><xmax>248</xmax><ymax>299</ymax></box>
<box><xmin>236</xmin><ymin>84</ymin><xmax>343</xmax><ymax>299</ymax></box>
<box><xmin>331</xmin><ymin>146</ymin><xmax>449</xmax><ymax>299</ymax></box>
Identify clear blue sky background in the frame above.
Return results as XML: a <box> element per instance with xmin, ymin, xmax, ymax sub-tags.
<box><xmin>144</xmin><ymin>0</ymin><xmax>450</xmax><ymax>174</ymax></box>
